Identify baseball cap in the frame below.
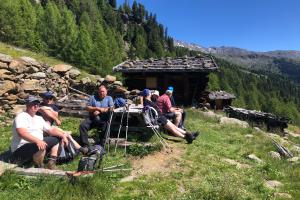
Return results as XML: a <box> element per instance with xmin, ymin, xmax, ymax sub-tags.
<box><xmin>43</xmin><ymin>91</ymin><xmax>56</xmax><ymax>99</ymax></box>
<box><xmin>152</xmin><ymin>90</ymin><xmax>159</xmax><ymax>96</ymax></box>
<box><xmin>26</xmin><ymin>96</ymin><xmax>40</xmax><ymax>104</ymax></box>
<box><xmin>141</xmin><ymin>89</ymin><xmax>151</xmax><ymax>97</ymax></box>
<box><xmin>167</xmin><ymin>86</ymin><xmax>174</xmax><ymax>92</ymax></box>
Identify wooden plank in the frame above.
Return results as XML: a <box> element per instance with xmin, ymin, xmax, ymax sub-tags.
<box><xmin>12</xmin><ymin>167</ymin><xmax>72</xmax><ymax>177</ymax></box>
<box><xmin>0</xmin><ymin>161</ymin><xmax>18</xmax><ymax>176</ymax></box>
<box><xmin>68</xmin><ymin>86</ymin><xmax>90</xmax><ymax>97</ymax></box>
<box><xmin>1</xmin><ymin>161</ymin><xmax>70</xmax><ymax>178</ymax></box>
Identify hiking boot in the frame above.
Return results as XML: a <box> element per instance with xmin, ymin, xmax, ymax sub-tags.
<box><xmin>192</xmin><ymin>131</ymin><xmax>200</xmax><ymax>139</ymax></box>
<box><xmin>35</xmin><ymin>163</ymin><xmax>45</xmax><ymax>168</ymax></box>
<box><xmin>179</xmin><ymin>125</ymin><xmax>186</xmax><ymax>131</ymax></box>
<box><xmin>47</xmin><ymin>158</ymin><xmax>57</xmax><ymax>170</ymax></box>
<box><xmin>185</xmin><ymin>133</ymin><xmax>194</xmax><ymax>144</ymax></box>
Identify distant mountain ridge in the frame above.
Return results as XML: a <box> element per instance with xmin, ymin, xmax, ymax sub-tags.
<box><xmin>174</xmin><ymin>39</ymin><xmax>300</xmax><ymax>59</ymax></box>
<box><xmin>174</xmin><ymin>40</ymin><xmax>300</xmax><ymax>84</ymax></box>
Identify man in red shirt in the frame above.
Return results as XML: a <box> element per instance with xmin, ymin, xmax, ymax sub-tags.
<box><xmin>157</xmin><ymin>89</ymin><xmax>183</xmax><ymax>127</ymax></box>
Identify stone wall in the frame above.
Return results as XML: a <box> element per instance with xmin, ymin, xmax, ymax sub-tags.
<box><xmin>0</xmin><ymin>53</ymin><xmax>134</xmax><ymax>116</ymax></box>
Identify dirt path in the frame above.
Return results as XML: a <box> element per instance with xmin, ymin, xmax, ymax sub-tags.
<box><xmin>129</xmin><ymin>143</ymin><xmax>185</xmax><ymax>177</ymax></box>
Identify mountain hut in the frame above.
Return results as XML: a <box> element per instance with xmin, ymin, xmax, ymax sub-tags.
<box><xmin>113</xmin><ymin>55</ymin><xmax>219</xmax><ymax>105</ymax></box>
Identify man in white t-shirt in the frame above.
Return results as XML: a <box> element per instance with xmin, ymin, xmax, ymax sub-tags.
<box><xmin>11</xmin><ymin>96</ymin><xmax>69</xmax><ymax>168</ymax></box>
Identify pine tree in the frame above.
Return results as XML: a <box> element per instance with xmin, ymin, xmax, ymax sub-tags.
<box><xmin>134</xmin><ymin>34</ymin><xmax>147</xmax><ymax>58</ymax></box>
<box><xmin>0</xmin><ymin>0</ymin><xmax>37</xmax><ymax>48</ymax></box>
<box><xmin>74</xmin><ymin>22</ymin><xmax>93</xmax><ymax>67</ymax></box>
<box><xmin>132</xmin><ymin>0</ymin><xmax>138</xmax><ymax>22</ymax></box>
<box><xmin>38</xmin><ymin>1</ymin><xmax>62</xmax><ymax>55</ymax></box>
<box><xmin>106</xmin><ymin>28</ymin><xmax>123</xmax><ymax>68</ymax></box>
<box><xmin>79</xmin><ymin>12</ymin><xmax>93</xmax><ymax>33</ymax></box>
<box><xmin>58</xmin><ymin>7</ymin><xmax>78</xmax><ymax>62</ymax></box>
<box><xmin>108</xmin><ymin>0</ymin><xmax>116</xmax><ymax>8</ymax></box>
<box><xmin>91</xmin><ymin>22</ymin><xmax>110</xmax><ymax>74</ymax></box>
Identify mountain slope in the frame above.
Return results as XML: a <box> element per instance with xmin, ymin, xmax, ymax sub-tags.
<box><xmin>174</xmin><ymin>41</ymin><xmax>300</xmax><ymax>84</ymax></box>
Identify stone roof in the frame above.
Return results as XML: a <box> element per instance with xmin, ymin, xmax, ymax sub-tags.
<box><xmin>209</xmin><ymin>91</ymin><xmax>236</xmax><ymax>100</ymax></box>
<box><xmin>113</xmin><ymin>55</ymin><xmax>218</xmax><ymax>73</ymax></box>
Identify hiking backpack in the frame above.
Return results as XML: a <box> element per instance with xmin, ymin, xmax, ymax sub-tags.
<box><xmin>77</xmin><ymin>145</ymin><xmax>105</xmax><ymax>171</ymax></box>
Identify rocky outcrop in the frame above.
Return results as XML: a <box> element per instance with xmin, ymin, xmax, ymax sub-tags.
<box><xmin>0</xmin><ymin>53</ymin><xmax>138</xmax><ymax>116</ymax></box>
<box><xmin>51</xmin><ymin>64</ymin><xmax>73</xmax><ymax>73</ymax></box>
<box><xmin>0</xmin><ymin>54</ymin><xmax>78</xmax><ymax>115</ymax></box>
<box><xmin>220</xmin><ymin>117</ymin><xmax>249</xmax><ymax>128</ymax></box>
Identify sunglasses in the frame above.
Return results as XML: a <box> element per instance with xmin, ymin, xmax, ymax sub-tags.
<box><xmin>29</xmin><ymin>103</ymin><xmax>40</xmax><ymax>107</ymax></box>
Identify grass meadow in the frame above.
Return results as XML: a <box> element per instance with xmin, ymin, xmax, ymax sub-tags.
<box><xmin>0</xmin><ymin>109</ymin><xmax>299</xmax><ymax>200</ymax></box>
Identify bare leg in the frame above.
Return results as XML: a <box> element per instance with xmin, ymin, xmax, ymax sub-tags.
<box><xmin>67</xmin><ymin>135</ymin><xmax>81</xmax><ymax>149</ymax></box>
<box><xmin>50</xmin><ymin>144</ymin><xmax>59</xmax><ymax>157</ymax></box>
<box><xmin>173</xmin><ymin>111</ymin><xmax>182</xmax><ymax>127</ymax></box>
<box><xmin>33</xmin><ymin>150</ymin><xmax>46</xmax><ymax>167</ymax></box>
<box><xmin>164</xmin><ymin>121</ymin><xmax>185</xmax><ymax>138</ymax></box>
<box><xmin>165</xmin><ymin>119</ymin><xmax>187</xmax><ymax>134</ymax></box>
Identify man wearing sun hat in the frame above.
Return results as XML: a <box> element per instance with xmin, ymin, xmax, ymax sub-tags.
<box><xmin>10</xmin><ymin>96</ymin><xmax>69</xmax><ymax>168</ymax></box>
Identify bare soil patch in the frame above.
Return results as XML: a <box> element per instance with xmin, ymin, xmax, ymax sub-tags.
<box><xmin>129</xmin><ymin>143</ymin><xmax>185</xmax><ymax>177</ymax></box>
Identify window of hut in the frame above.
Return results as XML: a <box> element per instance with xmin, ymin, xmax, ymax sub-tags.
<box><xmin>146</xmin><ymin>77</ymin><xmax>157</xmax><ymax>88</ymax></box>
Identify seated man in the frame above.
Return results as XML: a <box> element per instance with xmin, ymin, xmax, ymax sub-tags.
<box><xmin>10</xmin><ymin>96</ymin><xmax>69</xmax><ymax>169</ymax></box>
<box><xmin>79</xmin><ymin>85</ymin><xmax>114</xmax><ymax>147</ymax></box>
<box><xmin>167</xmin><ymin>86</ymin><xmax>186</xmax><ymax>129</ymax></box>
<box><xmin>156</xmin><ymin>88</ymin><xmax>183</xmax><ymax>127</ymax></box>
<box><xmin>37</xmin><ymin>91</ymin><xmax>61</xmax><ymax>126</ymax></box>
<box><xmin>142</xmin><ymin>89</ymin><xmax>197</xmax><ymax>144</ymax></box>
<box><xmin>151</xmin><ymin>90</ymin><xmax>160</xmax><ymax>103</ymax></box>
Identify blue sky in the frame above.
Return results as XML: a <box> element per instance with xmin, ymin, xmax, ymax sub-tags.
<box><xmin>117</xmin><ymin>0</ymin><xmax>300</xmax><ymax>52</ymax></box>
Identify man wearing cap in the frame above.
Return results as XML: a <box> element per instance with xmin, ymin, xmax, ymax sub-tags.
<box><xmin>167</xmin><ymin>86</ymin><xmax>186</xmax><ymax>129</ymax></box>
<box><xmin>10</xmin><ymin>96</ymin><xmax>69</xmax><ymax>168</ymax></box>
<box><xmin>79</xmin><ymin>85</ymin><xmax>114</xmax><ymax>147</ymax></box>
<box><xmin>167</xmin><ymin>86</ymin><xmax>176</xmax><ymax>106</ymax></box>
<box><xmin>157</xmin><ymin>88</ymin><xmax>183</xmax><ymax>127</ymax></box>
<box><xmin>142</xmin><ymin>89</ymin><xmax>197</xmax><ymax>143</ymax></box>
<box><xmin>151</xmin><ymin>90</ymin><xmax>160</xmax><ymax>103</ymax></box>
<box><xmin>37</xmin><ymin>91</ymin><xmax>61</xmax><ymax>126</ymax></box>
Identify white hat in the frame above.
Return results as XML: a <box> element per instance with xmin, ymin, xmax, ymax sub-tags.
<box><xmin>152</xmin><ymin>90</ymin><xmax>159</xmax><ymax>96</ymax></box>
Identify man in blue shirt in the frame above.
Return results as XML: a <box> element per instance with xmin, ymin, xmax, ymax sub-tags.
<box><xmin>79</xmin><ymin>85</ymin><xmax>114</xmax><ymax>147</ymax></box>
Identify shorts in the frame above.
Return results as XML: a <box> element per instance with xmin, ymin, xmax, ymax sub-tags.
<box><xmin>157</xmin><ymin>116</ymin><xmax>168</xmax><ymax>126</ymax></box>
<box><xmin>164</xmin><ymin>112</ymin><xmax>176</xmax><ymax>120</ymax></box>
<box><xmin>11</xmin><ymin>136</ymin><xmax>60</xmax><ymax>165</ymax></box>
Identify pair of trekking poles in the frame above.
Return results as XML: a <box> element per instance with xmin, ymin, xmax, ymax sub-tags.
<box><xmin>103</xmin><ymin>104</ymin><xmax>170</xmax><ymax>157</ymax></box>
<box><xmin>103</xmin><ymin>105</ymin><xmax>130</xmax><ymax>156</ymax></box>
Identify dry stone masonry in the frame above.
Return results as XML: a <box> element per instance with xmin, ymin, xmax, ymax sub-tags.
<box><xmin>0</xmin><ymin>53</ymin><xmax>138</xmax><ymax>117</ymax></box>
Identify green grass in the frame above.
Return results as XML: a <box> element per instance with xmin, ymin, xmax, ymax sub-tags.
<box><xmin>0</xmin><ymin>109</ymin><xmax>299</xmax><ymax>199</ymax></box>
<box><xmin>0</xmin><ymin>42</ymin><xmax>64</xmax><ymax>66</ymax></box>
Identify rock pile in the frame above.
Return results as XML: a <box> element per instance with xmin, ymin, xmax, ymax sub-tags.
<box><xmin>0</xmin><ymin>53</ymin><xmax>80</xmax><ymax>115</ymax></box>
<box><xmin>0</xmin><ymin>53</ymin><xmax>139</xmax><ymax>117</ymax></box>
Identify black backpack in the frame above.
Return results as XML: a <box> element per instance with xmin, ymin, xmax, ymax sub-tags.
<box><xmin>77</xmin><ymin>145</ymin><xmax>105</xmax><ymax>171</ymax></box>
<box><xmin>57</xmin><ymin>139</ymin><xmax>79</xmax><ymax>163</ymax></box>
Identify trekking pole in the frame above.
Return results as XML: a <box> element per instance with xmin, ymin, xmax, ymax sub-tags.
<box><xmin>114</xmin><ymin>106</ymin><xmax>126</xmax><ymax>153</ymax></box>
<box><xmin>149</xmin><ymin>121</ymin><xmax>169</xmax><ymax>149</ymax></box>
<box><xmin>124</xmin><ymin>104</ymin><xmax>130</xmax><ymax>156</ymax></box>
<box><xmin>104</xmin><ymin>106</ymin><xmax>114</xmax><ymax>154</ymax></box>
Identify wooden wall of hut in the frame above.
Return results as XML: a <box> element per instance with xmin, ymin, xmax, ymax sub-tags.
<box><xmin>123</xmin><ymin>72</ymin><xmax>209</xmax><ymax>105</ymax></box>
